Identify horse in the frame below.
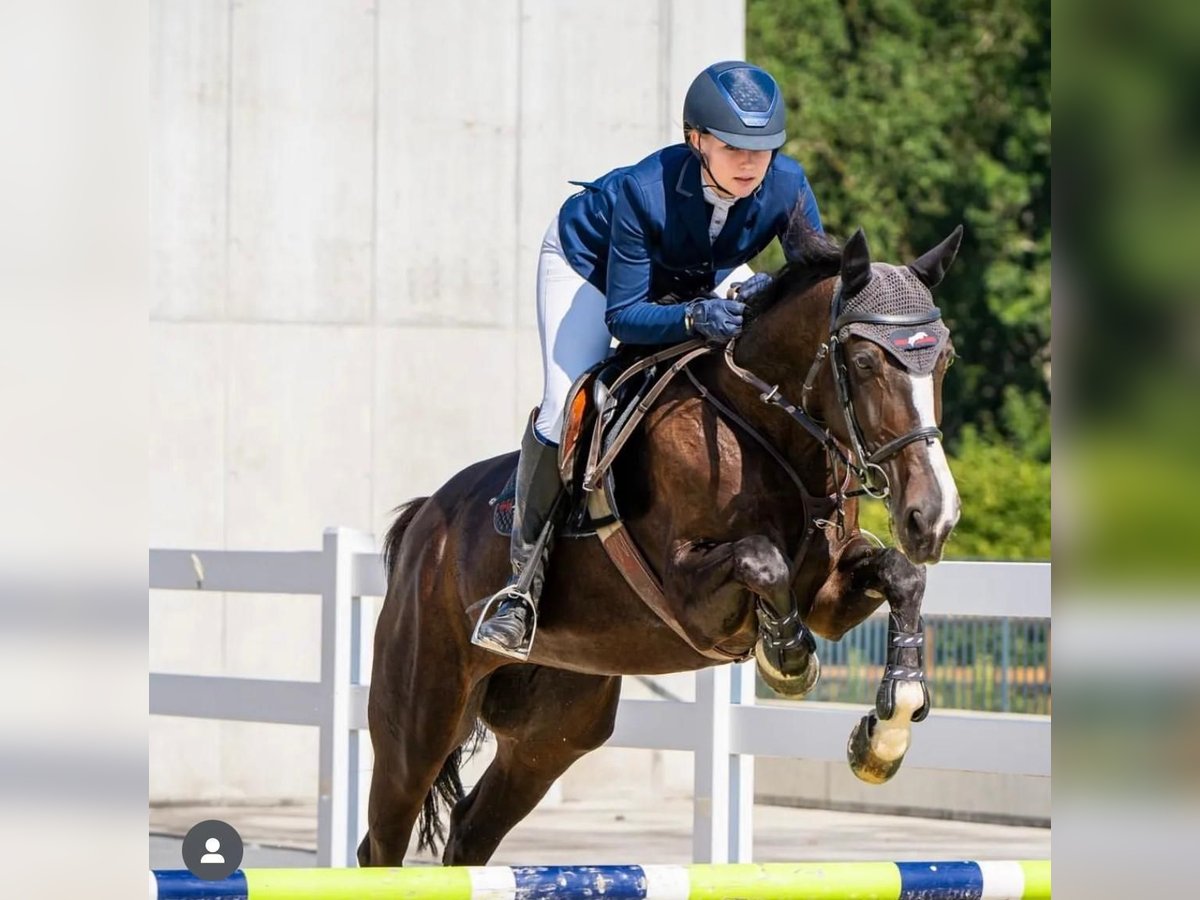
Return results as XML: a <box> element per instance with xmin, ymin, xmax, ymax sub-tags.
<box><xmin>359</xmin><ymin>223</ymin><xmax>964</xmax><ymax>867</ymax></box>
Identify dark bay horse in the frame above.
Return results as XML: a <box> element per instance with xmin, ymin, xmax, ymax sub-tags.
<box><xmin>360</xmin><ymin>225</ymin><xmax>964</xmax><ymax>866</ymax></box>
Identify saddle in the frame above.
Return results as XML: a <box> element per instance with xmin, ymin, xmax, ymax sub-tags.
<box><xmin>492</xmin><ymin>340</ymin><xmax>712</xmax><ymax>539</ymax></box>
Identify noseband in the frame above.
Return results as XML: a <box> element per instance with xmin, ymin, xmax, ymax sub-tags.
<box><xmin>724</xmin><ymin>283</ymin><xmax>944</xmax><ymax>506</ymax></box>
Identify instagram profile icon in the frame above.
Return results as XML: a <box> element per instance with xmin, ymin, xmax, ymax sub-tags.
<box><xmin>181</xmin><ymin>820</ymin><xmax>244</xmax><ymax>880</ymax></box>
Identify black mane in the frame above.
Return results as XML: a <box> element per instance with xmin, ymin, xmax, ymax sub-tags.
<box><xmin>744</xmin><ymin>221</ymin><xmax>842</xmax><ymax>324</ymax></box>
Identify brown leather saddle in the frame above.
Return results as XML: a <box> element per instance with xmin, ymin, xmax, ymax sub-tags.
<box><xmin>491</xmin><ymin>340</ymin><xmax>712</xmax><ymax>539</ymax></box>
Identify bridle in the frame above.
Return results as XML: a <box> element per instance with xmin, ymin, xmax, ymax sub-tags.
<box><xmin>722</xmin><ymin>282</ymin><xmax>945</xmax><ymax>515</ymax></box>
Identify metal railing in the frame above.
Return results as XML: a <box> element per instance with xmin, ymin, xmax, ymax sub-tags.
<box><xmin>149</xmin><ymin>529</ymin><xmax>1051</xmax><ymax>867</ymax></box>
<box><xmin>807</xmin><ymin>615</ymin><xmax>1051</xmax><ymax>714</ymax></box>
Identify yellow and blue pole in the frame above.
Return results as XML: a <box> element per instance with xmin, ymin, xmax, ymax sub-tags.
<box><xmin>151</xmin><ymin>859</ymin><xmax>1051</xmax><ymax>899</ymax></box>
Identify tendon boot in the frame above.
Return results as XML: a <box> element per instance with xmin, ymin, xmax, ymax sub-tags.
<box><xmin>754</xmin><ymin>601</ymin><xmax>821</xmax><ymax>698</ymax></box>
<box><xmin>472</xmin><ymin>413</ymin><xmax>564</xmax><ymax>660</ymax></box>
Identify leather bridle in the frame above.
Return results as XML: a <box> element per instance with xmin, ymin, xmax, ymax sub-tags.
<box><xmin>723</xmin><ymin>283</ymin><xmax>945</xmax><ymax>511</ymax></box>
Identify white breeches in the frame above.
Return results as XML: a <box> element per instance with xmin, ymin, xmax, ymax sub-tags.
<box><xmin>533</xmin><ymin>216</ymin><xmax>753</xmax><ymax>443</ymax></box>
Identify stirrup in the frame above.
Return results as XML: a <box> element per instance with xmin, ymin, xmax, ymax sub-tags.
<box><xmin>471</xmin><ymin>585</ymin><xmax>539</xmax><ymax>662</ymax></box>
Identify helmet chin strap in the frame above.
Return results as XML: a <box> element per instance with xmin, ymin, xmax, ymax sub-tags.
<box><xmin>688</xmin><ymin>136</ymin><xmax>737</xmax><ymax>198</ymax></box>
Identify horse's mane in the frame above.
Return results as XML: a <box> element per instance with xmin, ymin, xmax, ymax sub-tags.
<box><xmin>744</xmin><ymin>220</ymin><xmax>842</xmax><ymax>326</ymax></box>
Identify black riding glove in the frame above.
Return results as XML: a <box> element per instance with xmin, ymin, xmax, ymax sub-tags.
<box><xmin>686</xmin><ymin>297</ymin><xmax>746</xmax><ymax>341</ymax></box>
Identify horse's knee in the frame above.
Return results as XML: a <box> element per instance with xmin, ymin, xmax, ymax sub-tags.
<box><xmin>878</xmin><ymin>548</ymin><xmax>926</xmax><ymax>604</ymax></box>
<box><xmin>732</xmin><ymin>535</ymin><xmax>789</xmax><ymax>594</ymax></box>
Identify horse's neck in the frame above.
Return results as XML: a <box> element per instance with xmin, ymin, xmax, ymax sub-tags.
<box><xmin>736</xmin><ymin>276</ymin><xmax>835</xmax><ymax>375</ymax></box>
<box><xmin>701</xmin><ymin>344</ymin><xmax>833</xmax><ymax>501</ymax></box>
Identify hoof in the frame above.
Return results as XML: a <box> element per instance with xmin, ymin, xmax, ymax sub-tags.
<box><xmin>847</xmin><ymin>681</ymin><xmax>924</xmax><ymax>784</ymax></box>
<box><xmin>846</xmin><ymin>712</ymin><xmax>905</xmax><ymax>784</ymax></box>
<box><xmin>755</xmin><ymin>638</ymin><xmax>821</xmax><ymax>698</ymax></box>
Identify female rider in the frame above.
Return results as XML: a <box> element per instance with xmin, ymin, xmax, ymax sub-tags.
<box><xmin>474</xmin><ymin>61</ymin><xmax>825</xmax><ymax>657</ymax></box>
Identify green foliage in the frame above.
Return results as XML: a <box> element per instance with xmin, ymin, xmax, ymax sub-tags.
<box><xmin>747</xmin><ymin>0</ymin><xmax>1051</xmax><ymax>447</ymax></box>
<box><xmin>949</xmin><ymin>430</ymin><xmax>1051</xmax><ymax>560</ymax></box>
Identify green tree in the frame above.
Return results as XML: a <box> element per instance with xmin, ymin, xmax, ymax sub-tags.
<box><xmin>748</xmin><ymin>0</ymin><xmax>1051</xmax><ymax>455</ymax></box>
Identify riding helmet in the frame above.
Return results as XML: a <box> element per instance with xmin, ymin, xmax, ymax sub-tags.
<box><xmin>683</xmin><ymin>61</ymin><xmax>787</xmax><ymax>151</ymax></box>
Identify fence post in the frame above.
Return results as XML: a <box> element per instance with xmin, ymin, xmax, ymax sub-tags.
<box><xmin>1001</xmin><ymin>618</ymin><xmax>1011</xmax><ymax>712</ymax></box>
<box><xmin>351</xmin><ymin>542</ymin><xmax>381</xmax><ymax>865</ymax></box>
<box><xmin>692</xmin><ymin>665</ymin><xmax>731</xmax><ymax>863</ymax></box>
<box><xmin>727</xmin><ymin>659</ymin><xmax>755</xmax><ymax>862</ymax></box>
<box><xmin>317</xmin><ymin>527</ymin><xmax>376</xmax><ymax>867</ymax></box>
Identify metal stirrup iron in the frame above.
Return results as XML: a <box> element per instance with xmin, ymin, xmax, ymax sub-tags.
<box><xmin>471</xmin><ymin>493</ymin><xmax>564</xmax><ymax>661</ymax></box>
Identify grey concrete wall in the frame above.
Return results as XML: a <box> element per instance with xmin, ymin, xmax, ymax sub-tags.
<box><xmin>558</xmin><ymin>749</ymin><xmax>1051</xmax><ymax>826</ymax></box>
<box><xmin>150</xmin><ymin>0</ymin><xmax>744</xmax><ymax>801</ymax></box>
<box><xmin>755</xmin><ymin>758</ymin><xmax>1051</xmax><ymax>826</ymax></box>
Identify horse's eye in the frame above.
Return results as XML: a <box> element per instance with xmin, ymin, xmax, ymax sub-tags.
<box><xmin>853</xmin><ymin>352</ymin><xmax>874</xmax><ymax>371</ymax></box>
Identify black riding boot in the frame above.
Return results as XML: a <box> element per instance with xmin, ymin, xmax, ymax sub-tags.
<box><xmin>472</xmin><ymin>414</ymin><xmax>563</xmax><ymax>658</ymax></box>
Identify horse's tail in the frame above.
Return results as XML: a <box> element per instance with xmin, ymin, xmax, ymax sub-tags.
<box><xmin>417</xmin><ymin>719</ymin><xmax>488</xmax><ymax>855</ymax></box>
<box><xmin>382</xmin><ymin>497</ymin><xmax>428</xmax><ymax>582</ymax></box>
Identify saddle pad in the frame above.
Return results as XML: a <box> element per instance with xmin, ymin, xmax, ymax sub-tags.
<box><xmin>491</xmin><ymin>467</ymin><xmax>517</xmax><ymax>536</ymax></box>
<box><xmin>491</xmin><ymin>464</ymin><xmax>595</xmax><ymax>539</ymax></box>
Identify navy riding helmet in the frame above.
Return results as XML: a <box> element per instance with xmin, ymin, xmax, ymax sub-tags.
<box><xmin>683</xmin><ymin>61</ymin><xmax>786</xmax><ymax>151</ymax></box>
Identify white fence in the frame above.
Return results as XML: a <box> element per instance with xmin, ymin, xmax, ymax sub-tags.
<box><xmin>149</xmin><ymin>527</ymin><xmax>1051</xmax><ymax>867</ymax></box>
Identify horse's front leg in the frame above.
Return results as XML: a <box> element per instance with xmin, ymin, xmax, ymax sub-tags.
<box><xmin>666</xmin><ymin>535</ymin><xmax>819</xmax><ymax>697</ymax></box>
<box><xmin>805</xmin><ymin>540</ymin><xmax>929</xmax><ymax>784</ymax></box>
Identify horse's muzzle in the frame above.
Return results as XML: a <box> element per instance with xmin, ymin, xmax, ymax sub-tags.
<box><xmin>897</xmin><ymin>494</ymin><xmax>959</xmax><ymax>564</ymax></box>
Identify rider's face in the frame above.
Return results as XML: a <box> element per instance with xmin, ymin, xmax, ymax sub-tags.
<box><xmin>692</xmin><ymin>132</ymin><xmax>772</xmax><ymax>199</ymax></box>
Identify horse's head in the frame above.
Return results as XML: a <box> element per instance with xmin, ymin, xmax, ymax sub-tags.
<box><xmin>738</xmin><ymin>225</ymin><xmax>963</xmax><ymax>564</ymax></box>
<box><xmin>819</xmin><ymin>227</ymin><xmax>963</xmax><ymax>563</ymax></box>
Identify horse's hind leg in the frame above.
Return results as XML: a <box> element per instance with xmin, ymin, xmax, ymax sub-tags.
<box><xmin>358</xmin><ymin>675</ymin><xmax>483</xmax><ymax>866</ymax></box>
<box><xmin>358</xmin><ymin>565</ymin><xmax>490</xmax><ymax>870</ymax></box>
<box><xmin>803</xmin><ymin>539</ymin><xmax>929</xmax><ymax>784</ymax></box>
<box><xmin>442</xmin><ymin>666</ymin><xmax>620</xmax><ymax>866</ymax></box>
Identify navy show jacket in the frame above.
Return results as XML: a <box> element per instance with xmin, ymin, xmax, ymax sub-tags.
<box><xmin>557</xmin><ymin>144</ymin><xmax>823</xmax><ymax>345</ymax></box>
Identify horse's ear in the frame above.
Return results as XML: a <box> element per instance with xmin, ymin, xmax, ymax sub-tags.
<box><xmin>841</xmin><ymin>228</ymin><xmax>872</xmax><ymax>296</ymax></box>
<box><xmin>908</xmin><ymin>224</ymin><xmax>964</xmax><ymax>289</ymax></box>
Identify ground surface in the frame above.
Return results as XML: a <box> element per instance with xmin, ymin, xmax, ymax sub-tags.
<box><xmin>150</xmin><ymin>798</ymin><xmax>1050</xmax><ymax>869</ymax></box>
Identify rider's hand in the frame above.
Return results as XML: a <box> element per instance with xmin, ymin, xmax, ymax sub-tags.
<box><xmin>687</xmin><ymin>297</ymin><xmax>746</xmax><ymax>341</ymax></box>
<box><xmin>731</xmin><ymin>271</ymin><xmax>772</xmax><ymax>302</ymax></box>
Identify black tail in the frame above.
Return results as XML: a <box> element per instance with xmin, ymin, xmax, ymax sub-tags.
<box><xmin>382</xmin><ymin>497</ymin><xmax>428</xmax><ymax>582</ymax></box>
<box><xmin>416</xmin><ymin>720</ymin><xmax>488</xmax><ymax>855</ymax></box>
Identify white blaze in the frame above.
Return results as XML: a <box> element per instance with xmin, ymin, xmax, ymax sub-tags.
<box><xmin>908</xmin><ymin>374</ymin><xmax>960</xmax><ymax>535</ymax></box>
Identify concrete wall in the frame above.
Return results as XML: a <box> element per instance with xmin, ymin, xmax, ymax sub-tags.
<box><xmin>755</xmin><ymin>758</ymin><xmax>1050</xmax><ymax>826</ymax></box>
<box><xmin>150</xmin><ymin>0</ymin><xmax>744</xmax><ymax>801</ymax></box>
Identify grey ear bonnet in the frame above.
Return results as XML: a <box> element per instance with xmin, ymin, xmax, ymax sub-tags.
<box><xmin>835</xmin><ymin>264</ymin><xmax>949</xmax><ymax>375</ymax></box>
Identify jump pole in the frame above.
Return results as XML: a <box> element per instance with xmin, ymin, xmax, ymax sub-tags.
<box><xmin>151</xmin><ymin>859</ymin><xmax>1051</xmax><ymax>899</ymax></box>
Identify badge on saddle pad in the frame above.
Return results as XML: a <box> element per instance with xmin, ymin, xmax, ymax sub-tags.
<box><xmin>889</xmin><ymin>327</ymin><xmax>940</xmax><ymax>351</ymax></box>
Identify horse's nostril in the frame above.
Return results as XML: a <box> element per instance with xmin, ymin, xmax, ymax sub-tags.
<box><xmin>906</xmin><ymin>507</ymin><xmax>925</xmax><ymax>535</ymax></box>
